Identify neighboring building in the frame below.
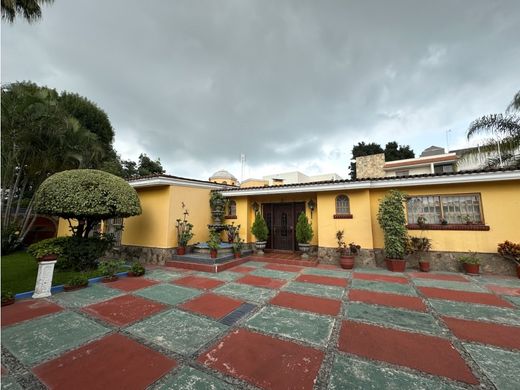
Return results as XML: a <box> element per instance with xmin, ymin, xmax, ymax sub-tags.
<box><xmin>240</xmin><ymin>178</ymin><xmax>269</xmax><ymax>188</ymax></box>
<box><xmin>209</xmin><ymin>170</ymin><xmax>239</xmax><ymax>186</ymax></box>
<box><xmin>57</xmin><ymin>166</ymin><xmax>520</xmax><ymax>274</ymax></box>
<box><xmin>262</xmin><ymin>171</ymin><xmax>343</xmax><ymax>186</ymax></box>
<box><xmin>356</xmin><ymin>146</ymin><xmax>458</xmax><ymax>179</ymax></box>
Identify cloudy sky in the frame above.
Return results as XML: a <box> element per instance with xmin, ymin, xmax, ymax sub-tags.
<box><xmin>2</xmin><ymin>0</ymin><xmax>519</xmax><ymax>181</ymax></box>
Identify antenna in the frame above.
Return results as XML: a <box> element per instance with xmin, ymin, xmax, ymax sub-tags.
<box><xmin>240</xmin><ymin>153</ymin><xmax>246</xmax><ymax>182</ymax></box>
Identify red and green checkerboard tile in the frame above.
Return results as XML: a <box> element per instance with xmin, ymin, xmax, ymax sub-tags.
<box><xmin>2</xmin><ymin>262</ymin><xmax>519</xmax><ymax>389</ymax></box>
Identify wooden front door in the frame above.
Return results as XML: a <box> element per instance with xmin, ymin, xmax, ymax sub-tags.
<box><xmin>272</xmin><ymin>203</ymin><xmax>294</xmax><ymax>250</ymax></box>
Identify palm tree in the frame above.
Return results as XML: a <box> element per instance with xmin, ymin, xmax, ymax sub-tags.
<box><xmin>466</xmin><ymin>90</ymin><xmax>520</xmax><ymax>168</ymax></box>
<box><xmin>1</xmin><ymin>0</ymin><xmax>53</xmax><ymax>23</ymax></box>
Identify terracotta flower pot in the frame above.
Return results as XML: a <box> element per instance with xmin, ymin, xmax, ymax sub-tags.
<box><xmin>210</xmin><ymin>249</ymin><xmax>218</xmax><ymax>259</ymax></box>
<box><xmin>101</xmin><ymin>275</ymin><xmax>118</xmax><ymax>283</ymax></box>
<box><xmin>419</xmin><ymin>261</ymin><xmax>430</xmax><ymax>272</ymax></box>
<box><xmin>516</xmin><ymin>264</ymin><xmax>520</xmax><ymax>279</ymax></box>
<box><xmin>38</xmin><ymin>254</ymin><xmax>58</xmax><ymax>262</ymax></box>
<box><xmin>234</xmin><ymin>252</ymin><xmax>241</xmax><ymax>259</ymax></box>
<box><xmin>177</xmin><ymin>247</ymin><xmax>186</xmax><ymax>256</ymax></box>
<box><xmin>127</xmin><ymin>271</ymin><xmax>144</xmax><ymax>277</ymax></box>
<box><xmin>339</xmin><ymin>256</ymin><xmax>355</xmax><ymax>269</ymax></box>
<box><xmin>462</xmin><ymin>263</ymin><xmax>480</xmax><ymax>275</ymax></box>
<box><xmin>385</xmin><ymin>258</ymin><xmax>406</xmax><ymax>272</ymax></box>
<box><xmin>1</xmin><ymin>298</ymin><xmax>15</xmax><ymax>307</ymax></box>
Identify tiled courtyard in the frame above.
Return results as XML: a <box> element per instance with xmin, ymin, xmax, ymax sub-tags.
<box><xmin>2</xmin><ymin>260</ymin><xmax>520</xmax><ymax>389</ymax></box>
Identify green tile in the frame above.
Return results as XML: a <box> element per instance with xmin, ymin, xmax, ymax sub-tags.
<box><xmin>246</xmin><ymin>306</ymin><xmax>335</xmax><ymax>347</ymax></box>
<box><xmin>477</xmin><ymin>276</ymin><xmax>520</xmax><ymax>288</ymax></box>
<box><xmin>302</xmin><ymin>268</ymin><xmax>350</xmax><ymax>278</ymax></box>
<box><xmin>345</xmin><ymin>302</ymin><xmax>443</xmax><ymax>335</ymax></box>
<box><xmin>351</xmin><ymin>268</ymin><xmax>397</xmax><ymax>275</ymax></box>
<box><xmin>250</xmin><ymin>268</ymin><xmax>296</xmax><ymax>280</ymax></box>
<box><xmin>464</xmin><ymin>343</ymin><xmax>520</xmax><ymax>390</ymax></box>
<box><xmin>505</xmin><ymin>296</ymin><xmax>520</xmax><ymax>307</ymax></box>
<box><xmin>429</xmin><ymin>299</ymin><xmax>520</xmax><ymax>326</ymax></box>
<box><xmin>154</xmin><ymin>366</ymin><xmax>230</xmax><ymax>390</ymax></box>
<box><xmin>282</xmin><ymin>281</ymin><xmax>344</xmax><ymax>299</ymax></box>
<box><xmin>244</xmin><ymin>261</ymin><xmax>268</xmax><ymax>267</ymax></box>
<box><xmin>0</xmin><ymin>376</ymin><xmax>23</xmax><ymax>390</ymax></box>
<box><xmin>134</xmin><ymin>284</ymin><xmax>201</xmax><ymax>305</ymax></box>
<box><xmin>145</xmin><ymin>269</ymin><xmax>186</xmax><ymax>282</ymax></box>
<box><xmin>1</xmin><ymin>312</ymin><xmax>109</xmax><ymax>366</ymax></box>
<box><xmin>329</xmin><ymin>354</ymin><xmax>464</xmax><ymax>390</ymax></box>
<box><xmin>126</xmin><ymin>309</ymin><xmax>227</xmax><ymax>355</ymax></box>
<box><xmin>50</xmin><ymin>284</ymin><xmax>122</xmax><ymax>308</ymax></box>
<box><xmin>413</xmin><ymin>279</ymin><xmax>485</xmax><ymax>292</ymax></box>
<box><xmin>213</xmin><ymin>283</ymin><xmax>276</xmax><ymax>303</ymax></box>
<box><xmin>196</xmin><ymin>271</ymin><xmax>242</xmax><ymax>281</ymax></box>
<box><xmin>351</xmin><ymin>279</ymin><xmax>417</xmax><ymax>296</ymax></box>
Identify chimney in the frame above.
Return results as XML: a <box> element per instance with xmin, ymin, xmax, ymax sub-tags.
<box><xmin>355</xmin><ymin>153</ymin><xmax>385</xmax><ymax>179</ymax></box>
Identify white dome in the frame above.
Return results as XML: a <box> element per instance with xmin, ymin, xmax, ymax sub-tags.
<box><xmin>209</xmin><ymin>170</ymin><xmax>237</xmax><ymax>181</ymax></box>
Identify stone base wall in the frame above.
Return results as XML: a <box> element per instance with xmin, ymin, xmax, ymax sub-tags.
<box><xmin>107</xmin><ymin>245</ymin><xmax>176</xmax><ymax>265</ymax></box>
<box><xmin>318</xmin><ymin>247</ymin><xmax>517</xmax><ymax>276</ymax></box>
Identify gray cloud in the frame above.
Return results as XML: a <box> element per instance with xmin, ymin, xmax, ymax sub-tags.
<box><xmin>2</xmin><ymin>0</ymin><xmax>519</xmax><ymax>180</ymax></box>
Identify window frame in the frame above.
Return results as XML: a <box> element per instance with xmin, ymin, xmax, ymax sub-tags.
<box><xmin>405</xmin><ymin>192</ymin><xmax>486</xmax><ymax>226</ymax></box>
<box><xmin>335</xmin><ymin>194</ymin><xmax>351</xmax><ymax>217</ymax></box>
<box><xmin>225</xmin><ymin>200</ymin><xmax>237</xmax><ymax>219</ymax></box>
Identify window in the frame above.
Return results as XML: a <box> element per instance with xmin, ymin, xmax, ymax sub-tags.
<box><xmin>434</xmin><ymin>164</ymin><xmax>454</xmax><ymax>174</ymax></box>
<box><xmin>395</xmin><ymin>170</ymin><xmax>409</xmax><ymax>177</ymax></box>
<box><xmin>335</xmin><ymin>195</ymin><xmax>350</xmax><ymax>215</ymax></box>
<box><xmin>105</xmin><ymin>217</ymin><xmax>123</xmax><ymax>247</ymax></box>
<box><xmin>227</xmin><ymin>200</ymin><xmax>236</xmax><ymax>216</ymax></box>
<box><xmin>407</xmin><ymin>194</ymin><xmax>483</xmax><ymax>224</ymax></box>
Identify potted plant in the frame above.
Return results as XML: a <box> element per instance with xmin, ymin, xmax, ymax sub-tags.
<box><xmin>410</xmin><ymin>236</ymin><xmax>432</xmax><ymax>272</ymax></box>
<box><xmin>335</xmin><ymin>230</ymin><xmax>357</xmax><ymax>269</ymax></box>
<box><xmin>232</xmin><ymin>238</ymin><xmax>244</xmax><ymax>259</ymax></box>
<box><xmin>226</xmin><ymin>223</ymin><xmax>240</xmax><ymax>244</ymax></box>
<box><xmin>497</xmin><ymin>240</ymin><xmax>520</xmax><ymax>278</ymax></box>
<box><xmin>295</xmin><ymin>212</ymin><xmax>313</xmax><ymax>259</ymax></box>
<box><xmin>128</xmin><ymin>261</ymin><xmax>145</xmax><ymax>277</ymax></box>
<box><xmin>209</xmin><ymin>191</ymin><xmax>226</xmax><ymax>224</ymax></box>
<box><xmin>99</xmin><ymin>259</ymin><xmax>125</xmax><ymax>282</ymax></box>
<box><xmin>207</xmin><ymin>230</ymin><xmax>220</xmax><ymax>259</ymax></box>
<box><xmin>63</xmin><ymin>275</ymin><xmax>89</xmax><ymax>292</ymax></box>
<box><xmin>458</xmin><ymin>252</ymin><xmax>480</xmax><ymax>275</ymax></box>
<box><xmin>1</xmin><ymin>291</ymin><xmax>15</xmax><ymax>307</ymax></box>
<box><xmin>27</xmin><ymin>238</ymin><xmax>63</xmax><ymax>261</ymax></box>
<box><xmin>377</xmin><ymin>190</ymin><xmax>409</xmax><ymax>272</ymax></box>
<box><xmin>251</xmin><ymin>212</ymin><xmax>268</xmax><ymax>255</ymax></box>
<box><xmin>176</xmin><ymin>205</ymin><xmax>194</xmax><ymax>256</ymax></box>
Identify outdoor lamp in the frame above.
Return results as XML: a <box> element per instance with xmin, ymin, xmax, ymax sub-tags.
<box><xmin>308</xmin><ymin>199</ymin><xmax>316</xmax><ymax>217</ymax></box>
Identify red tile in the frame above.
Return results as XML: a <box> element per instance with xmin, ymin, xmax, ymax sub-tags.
<box><xmin>179</xmin><ymin>293</ymin><xmax>243</xmax><ymax>319</ymax></box>
<box><xmin>198</xmin><ymin>328</ymin><xmax>323</xmax><ymax>390</ymax></box>
<box><xmin>443</xmin><ymin>316</ymin><xmax>520</xmax><ymax>350</ymax></box>
<box><xmin>338</xmin><ymin>320</ymin><xmax>478</xmax><ymax>384</ymax></box>
<box><xmin>408</xmin><ymin>272</ymin><xmax>469</xmax><ymax>282</ymax></box>
<box><xmin>173</xmin><ymin>275</ymin><xmax>224</xmax><ymax>290</ymax></box>
<box><xmin>316</xmin><ymin>264</ymin><xmax>343</xmax><ymax>270</ymax></box>
<box><xmin>33</xmin><ymin>333</ymin><xmax>176</xmax><ymax>390</ymax></box>
<box><xmin>265</xmin><ymin>264</ymin><xmax>303</xmax><ymax>272</ymax></box>
<box><xmin>296</xmin><ymin>274</ymin><xmax>348</xmax><ymax>287</ymax></box>
<box><xmin>82</xmin><ymin>295</ymin><xmax>167</xmax><ymax>326</ymax></box>
<box><xmin>418</xmin><ymin>287</ymin><xmax>514</xmax><ymax>308</ymax></box>
<box><xmin>237</xmin><ymin>275</ymin><xmax>286</xmax><ymax>289</ymax></box>
<box><xmin>1</xmin><ymin>299</ymin><xmax>62</xmax><ymax>327</ymax></box>
<box><xmin>349</xmin><ymin>289</ymin><xmax>427</xmax><ymax>312</ymax></box>
<box><xmin>354</xmin><ymin>272</ymin><xmax>408</xmax><ymax>284</ymax></box>
<box><xmin>229</xmin><ymin>266</ymin><xmax>256</xmax><ymax>273</ymax></box>
<box><xmin>108</xmin><ymin>277</ymin><xmax>159</xmax><ymax>292</ymax></box>
<box><xmin>486</xmin><ymin>284</ymin><xmax>520</xmax><ymax>296</ymax></box>
<box><xmin>270</xmin><ymin>291</ymin><xmax>341</xmax><ymax>316</ymax></box>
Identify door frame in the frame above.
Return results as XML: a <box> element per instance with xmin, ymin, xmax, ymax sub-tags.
<box><xmin>262</xmin><ymin>202</ymin><xmax>306</xmax><ymax>251</ymax></box>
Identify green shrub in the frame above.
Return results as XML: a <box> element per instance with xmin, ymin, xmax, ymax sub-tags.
<box><xmin>295</xmin><ymin>212</ymin><xmax>313</xmax><ymax>244</ymax></box>
<box><xmin>1</xmin><ymin>291</ymin><xmax>14</xmax><ymax>303</ymax></box>
<box><xmin>458</xmin><ymin>252</ymin><xmax>480</xmax><ymax>265</ymax></box>
<box><xmin>251</xmin><ymin>212</ymin><xmax>268</xmax><ymax>242</ymax></box>
<box><xmin>497</xmin><ymin>240</ymin><xmax>520</xmax><ymax>265</ymax></box>
<box><xmin>409</xmin><ymin>236</ymin><xmax>432</xmax><ymax>253</ymax></box>
<box><xmin>98</xmin><ymin>259</ymin><xmax>125</xmax><ymax>277</ymax></box>
<box><xmin>207</xmin><ymin>230</ymin><xmax>221</xmax><ymax>251</ymax></box>
<box><xmin>65</xmin><ymin>275</ymin><xmax>89</xmax><ymax>287</ymax></box>
<box><xmin>27</xmin><ymin>238</ymin><xmax>64</xmax><ymax>259</ymax></box>
<box><xmin>377</xmin><ymin>190</ymin><xmax>409</xmax><ymax>259</ymax></box>
<box><xmin>130</xmin><ymin>261</ymin><xmax>145</xmax><ymax>276</ymax></box>
<box><xmin>1</xmin><ymin>224</ymin><xmax>21</xmax><ymax>254</ymax></box>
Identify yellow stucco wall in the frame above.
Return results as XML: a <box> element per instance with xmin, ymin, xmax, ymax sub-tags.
<box><xmin>317</xmin><ymin>190</ymin><xmax>374</xmax><ymax>249</ymax></box>
<box><xmin>240</xmin><ymin>179</ymin><xmax>269</xmax><ymax>188</ymax></box>
<box><xmin>369</xmin><ymin>180</ymin><xmax>520</xmax><ymax>253</ymax></box>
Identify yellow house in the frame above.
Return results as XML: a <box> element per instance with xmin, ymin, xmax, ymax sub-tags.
<box><xmin>57</xmin><ymin>167</ymin><xmax>520</xmax><ymax>274</ymax></box>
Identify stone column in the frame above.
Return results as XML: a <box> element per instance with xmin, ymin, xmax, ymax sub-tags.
<box><xmin>32</xmin><ymin>260</ymin><xmax>57</xmax><ymax>298</ymax></box>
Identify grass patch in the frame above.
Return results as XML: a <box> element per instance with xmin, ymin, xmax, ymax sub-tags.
<box><xmin>1</xmin><ymin>251</ymin><xmax>128</xmax><ymax>294</ymax></box>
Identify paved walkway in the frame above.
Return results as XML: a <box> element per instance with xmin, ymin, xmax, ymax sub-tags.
<box><xmin>2</xmin><ymin>260</ymin><xmax>520</xmax><ymax>389</ymax></box>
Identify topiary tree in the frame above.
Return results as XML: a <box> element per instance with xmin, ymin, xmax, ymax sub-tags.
<box><xmin>251</xmin><ymin>212</ymin><xmax>268</xmax><ymax>242</ymax></box>
<box><xmin>295</xmin><ymin>212</ymin><xmax>313</xmax><ymax>244</ymax></box>
<box><xmin>34</xmin><ymin>169</ymin><xmax>141</xmax><ymax>238</ymax></box>
<box><xmin>377</xmin><ymin>190</ymin><xmax>408</xmax><ymax>259</ymax></box>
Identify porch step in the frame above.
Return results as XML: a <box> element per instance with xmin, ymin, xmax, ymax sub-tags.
<box><xmin>248</xmin><ymin>254</ymin><xmax>319</xmax><ymax>267</ymax></box>
<box><xmin>165</xmin><ymin>257</ymin><xmax>250</xmax><ymax>273</ymax></box>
